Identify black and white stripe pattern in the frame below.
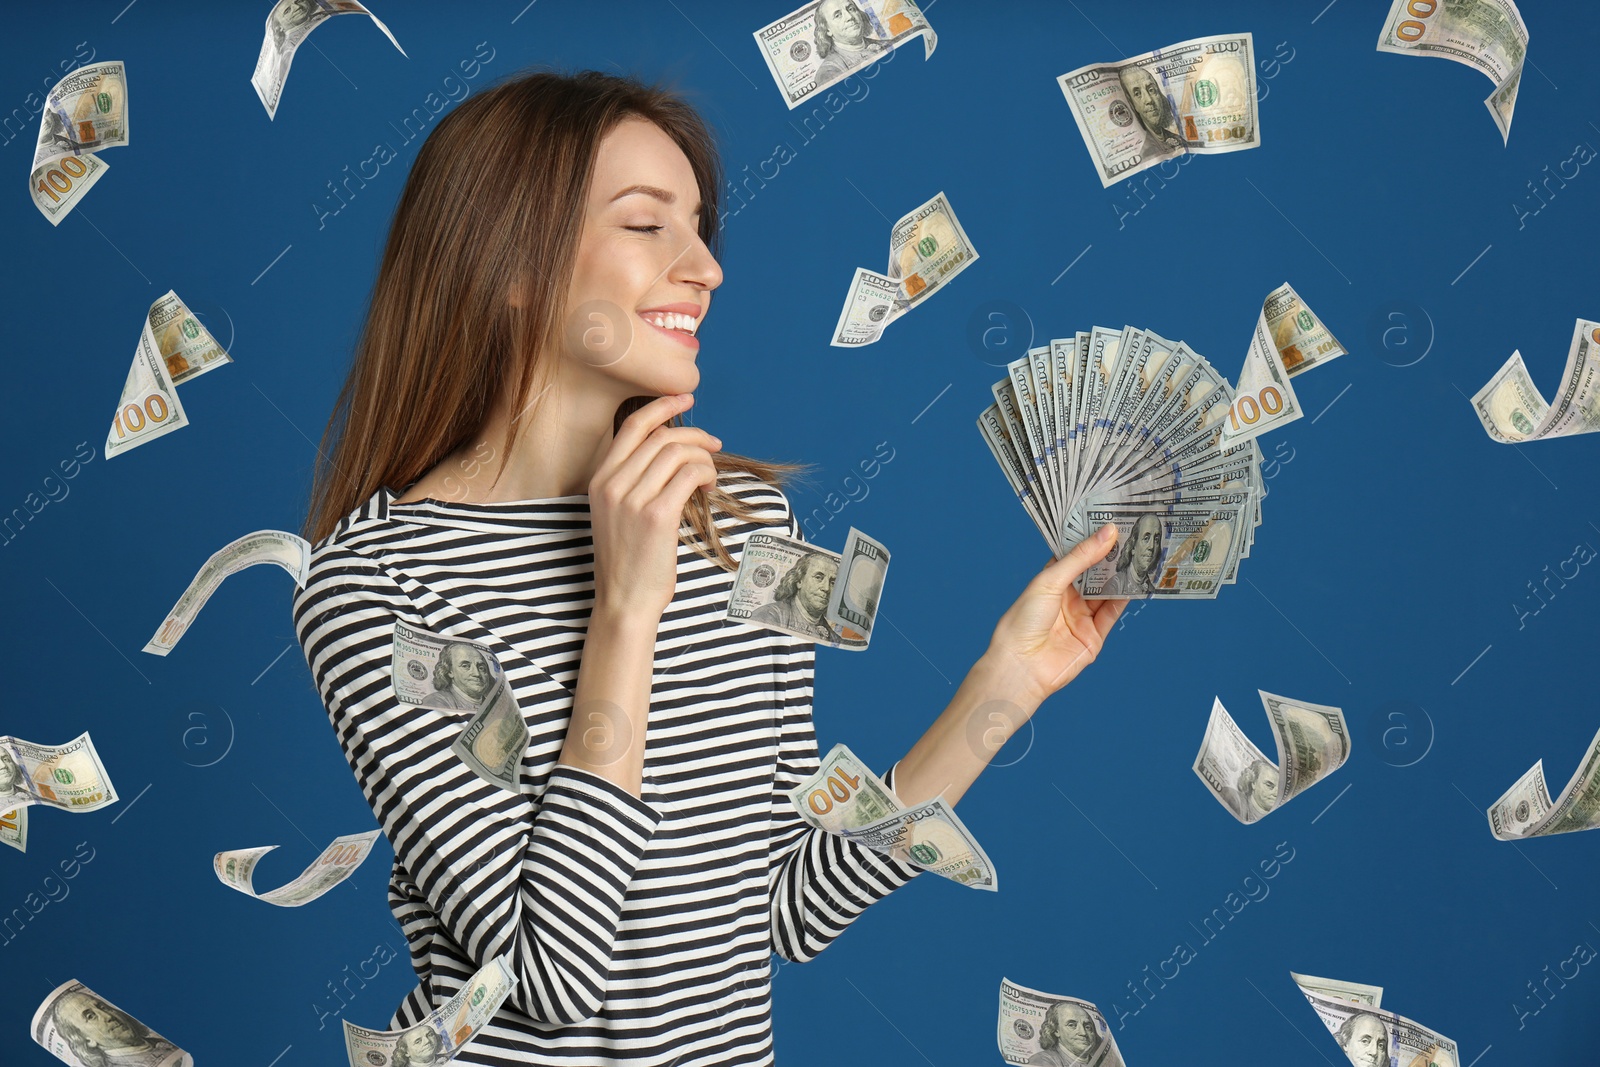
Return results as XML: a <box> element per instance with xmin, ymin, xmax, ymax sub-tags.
<box><xmin>293</xmin><ymin>473</ymin><xmax>919</xmax><ymax>1065</ymax></box>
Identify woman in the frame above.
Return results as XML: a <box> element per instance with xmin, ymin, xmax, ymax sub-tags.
<box><xmin>294</xmin><ymin>69</ymin><xmax>1126</xmax><ymax>1066</ymax></box>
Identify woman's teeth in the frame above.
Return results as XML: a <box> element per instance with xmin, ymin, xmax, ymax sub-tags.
<box><xmin>642</xmin><ymin>311</ymin><xmax>698</xmax><ymax>335</ymax></box>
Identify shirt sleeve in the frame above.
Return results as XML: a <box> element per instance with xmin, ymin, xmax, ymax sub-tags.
<box><xmin>760</xmin><ymin>486</ymin><xmax>921</xmax><ymax>962</ymax></box>
<box><xmin>293</xmin><ymin>541</ymin><xmax>663</xmax><ymax>1025</ymax></box>
<box><xmin>766</xmin><ymin>674</ymin><xmax>923</xmax><ymax>962</ymax></box>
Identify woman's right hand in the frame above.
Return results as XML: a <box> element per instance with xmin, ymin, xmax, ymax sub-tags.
<box><xmin>588</xmin><ymin>393</ymin><xmax>721</xmax><ymax>620</ymax></box>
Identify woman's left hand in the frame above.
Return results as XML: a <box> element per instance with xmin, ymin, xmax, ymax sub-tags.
<box><xmin>983</xmin><ymin>524</ymin><xmax>1128</xmax><ymax>708</ymax></box>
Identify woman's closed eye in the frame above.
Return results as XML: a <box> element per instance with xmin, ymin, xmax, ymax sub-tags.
<box><xmin>625</xmin><ymin>224</ymin><xmax>663</xmax><ymax>234</ymax></box>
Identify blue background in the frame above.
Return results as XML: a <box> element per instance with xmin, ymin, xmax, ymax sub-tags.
<box><xmin>3</xmin><ymin>1</ymin><xmax>1599</xmax><ymax>1064</ymax></box>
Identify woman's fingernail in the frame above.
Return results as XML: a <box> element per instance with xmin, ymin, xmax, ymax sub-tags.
<box><xmin>1097</xmin><ymin>523</ymin><xmax>1117</xmax><ymax>544</ymax></box>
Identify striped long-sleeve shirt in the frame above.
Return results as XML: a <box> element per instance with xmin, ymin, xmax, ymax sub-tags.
<box><xmin>292</xmin><ymin>472</ymin><xmax>920</xmax><ymax>1065</ymax></box>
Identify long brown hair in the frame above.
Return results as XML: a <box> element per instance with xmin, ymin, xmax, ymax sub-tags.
<box><xmin>304</xmin><ymin>69</ymin><xmax>798</xmax><ymax>568</ymax></box>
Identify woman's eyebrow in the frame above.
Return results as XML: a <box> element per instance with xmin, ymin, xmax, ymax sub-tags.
<box><xmin>609</xmin><ymin>184</ymin><xmax>702</xmax><ymax>213</ymax></box>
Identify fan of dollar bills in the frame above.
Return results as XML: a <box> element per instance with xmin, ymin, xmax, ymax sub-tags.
<box><xmin>976</xmin><ymin>326</ymin><xmax>1266</xmax><ymax>599</ymax></box>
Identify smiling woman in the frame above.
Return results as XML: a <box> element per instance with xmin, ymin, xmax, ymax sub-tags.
<box><xmin>293</xmin><ymin>69</ymin><xmax>1128</xmax><ymax>1067</ymax></box>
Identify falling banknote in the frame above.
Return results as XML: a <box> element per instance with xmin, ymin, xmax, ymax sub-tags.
<box><xmin>1487</xmin><ymin>722</ymin><xmax>1600</xmax><ymax>840</ymax></box>
<box><xmin>252</xmin><ymin>0</ymin><xmax>406</xmax><ymax>120</ymax></box>
<box><xmin>391</xmin><ymin>622</ymin><xmax>529</xmax><ymax>791</ymax></box>
<box><xmin>1295</xmin><ymin>974</ymin><xmax>1458</xmax><ymax>1067</ymax></box>
<box><xmin>214</xmin><ymin>828</ymin><xmax>382</xmax><ymax>906</ymax></box>
<box><xmin>753</xmin><ymin>0</ymin><xmax>935</xmax><ymax>110</ymax></box>
<box><xmin>106</xmin><ymin>292</ymin><xmax>234</xmax><ymax>458</ymax></box>
<box><xmin>1470</xmin><ymin>319</ymin><xmax>1600</xmax><ymax>444</ymax></box>
<box><xmin>997</xmin><ymin>979</ymin><xmax>1126</xmax><ymax>1067</ymax></box>
<box><xmin>30</xmin><ymin>60</ymin><xmax>126</xmax><ymax>224</ymax></box>
<box><xmin>342</xmin><ymin>955</ymin><xmax>514</xmax><ymax>1067</ymax></box>
<box><xmin>1377</xmin><ymin>0</ymin><xmax>1527</xmax><ymax>143</ymax></box>
<box><xmin>144</xmin><ymin>530</ymin><xmax>310</xmax><ymax>654</ymax></box>
<box><xmin>792</xmin><ymin>743</ymin><xmax>997</xmax><ymax>889</ymax></box>
<box><xmin>0</xmin><ymin>732</ymin><xmax>118</xmax><ymax>820</ymax></box>
<box><xmin>831</xmin><ymin>192</ymin><xmax>978</xmax><ymax>346</ymax></box>
<box><xmin>1193</xmin><ymin>691</ymin><xmax>1349</xmax><ymax>824</ymax></box>
<box><xmin>1220</xmin><ymin>284</ymin><xmax>1346</xmax><ymax>447</ymax></box>
<box><xmin>1058</xmin><ymin>33</ymin><xmax>1258</xmax><ymax>187</ymax></box>
<box><xmin>33</xmin><ymin>980</ymin><xmax>191</xmax><ymax>1067</ymax></box>
<box><xmin>727</xmin><ymin>530</ymin><xmax>889</xmax><ymax>649</ymax></box>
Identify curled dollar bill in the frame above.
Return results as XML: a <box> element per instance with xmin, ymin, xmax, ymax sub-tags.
<box><xmin>834</xmin><ymin>192</ymin><xmax>979</xmax><ymax>346</ymax></box>
<box><xmin>997</xmin><ymin>979</ymin><xmax>1125</xmax><ymax>1067</ymax></box>
<box><xmin>215</xmin><ymin>828</ymin><xmax>381</xmax><ymax>906</ymax></box>
<box><xmin>343</xmin><ymin>955</ymin><xmax>514</xmax><ymax>1067</ymax></box>
<box><xmin>1291</xmin><ymin>971</ymin><xmax>1383</xmax><ymax>1007</ymax></box>
<box><xmin>106</xmin><ymin>292</ymin><xmax>233</xmax><ymax>459</ymax></box>
<box><xmin>252</xmin><ymin>0</ymin><xmax>407</xmax><ymax>120</ymax></box>
<box><xmin>1058</xmin><ymin>34</ymin><xmax>1258</xmax><ymax>187</ymax></box>
<box><xmin>1470</xmin><ymin>319</ymin><xmax>1600</xmax><ymax>443</ymax></box>
<box><xmin>0</xmin><ymin>732</ymin><xmax>118</xmax><ymax>817</ymax></box>
<box><xmin>33</xmin><ymin>980</ymin><xmax>191</xmax><ymax>1067</ymax></box>
<box><xmin>1193</xmin><ymin>691</ymin><xmax>1349</xmax><ymax>824</ymax></box>
<box><xmin>728</xmin><ymin>532</ymin><xmax>878</xmax><ymax>649</ymax></box>
<box><xmin>841</xmin><ymin>794</ymin><xmax>998</xmax><ymax>890</ymax></box>
<box><xmin>753</xmin><ymin>0</ymin><xmax>935</xmax><ymax>110</ymax></box>
<box><xmin>790</xmin><ymin>743</ymin><xmax>903</xmax><ymax>835</ymax></box>
<box><xmin>1296</xmin><ymin>977</ymin><xmax>1458</xmax><ymax>1067</ymax></box>
<box><xmin>144</xmin><ymin>530</ymin><xmax>310</xmax><ymax>654</ymax></box>
<box><xmin>1487</xmin><ymin>723</ymin><xmax>1600</xmax><ymax>840</ymax></box>
<box><xmin>30</xmin><ymin>61</ymin><xmax>127</xmax><ymax>225</ymax></box>
<box><xmin>1377</xmin><ymin>0</ymin><xmax>1527</xmax><ymax>143</ymax></box>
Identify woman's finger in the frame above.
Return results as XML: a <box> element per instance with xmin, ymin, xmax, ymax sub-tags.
<box><xmin>1031</xmin><ymin>523</ymin><xmax>1119</xmax><ymax>594</ymax></box>
<box><xmin>654</xmin><ymin>460</ymin><xmax>720</xmax><ymax>516</ymax></box>
<box><xmin>607</xmin><ymin>428</ymin><xmax>722</xmax><ymax>496</ymax></box>
<box><xmin>1089</xmin><ymin>597</ymin><xmax>1128</xmax><ymax>641</ymax></box>
<box><xmin>628</xmin><ymin>441</ymin><xmax>718</xmax><ymax>503</ymax></box>
<box><xmin>599</xmin><ymin>393</ymin><xmax>694</xmax><ymax>475</ymax></box>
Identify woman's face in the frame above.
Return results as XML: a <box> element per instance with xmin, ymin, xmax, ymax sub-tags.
<box><xmin>562</xmin><ymin>116</ymin><xmax>722</xmax><ymax>403</ymax></box>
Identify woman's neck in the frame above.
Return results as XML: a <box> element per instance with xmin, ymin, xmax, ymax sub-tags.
<box><xmin>403</xmin><ymin>368</ymin><xmax>631</xmax><ymax>504</ymax></box>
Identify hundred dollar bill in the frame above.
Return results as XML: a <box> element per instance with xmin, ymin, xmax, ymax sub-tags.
<box><xmin>144</xmin><ymin>530</ymin><xmax>310</xmax><ymax>654</ymax></box>
<box><xmin>824</xmin><ymin>527</ymin><xmax>889</xmax><ymax>639</ymax></box>
<box><xmin>841</xmin><ymin>794</ymin><xmax>997</xmax><ymax>890</ymax></box>
<box><xmin>105</xmin><ymin>319</ymin><xmax>185</xmax><ymax>458</ymax></box>
<box><xmin>790</xmin><ymin>743</ymin><xmax>902</xmax><ymax>835</ymax></box>
<box><xmin>1487</xmin><ymin>723</ymin><xmax>1600</xmax><ymax>840</ymax></box>
<box><xmin>215</xmin><ymin>828</ymin><xmax>381</xmax><ymax>907</ymax></box>
<box><xmin>886</xmin><ymin>191</ymin><xmax>979</xmax><ymax>316</ymax></box>
<box><xmin>252</xmin><ymin>0</ymin><xmax>406</xmax><ymax>120</ymax></box>
<box><xmin>1193</xmin><ymin>691</ymin><xmax>1349</xmax><ymax>824</ymax></box>
<box><xmin>830</xmin><ymin>267</ymin><xmax>900</xmax><ymax>346</ymax></box>
<box><xmin>727</xmin><ymin>532</ymin><xmax>867</xmax><ymax>649</ymax></box>
<box><xmin>30</xmin><ymin>61</ymin><xmax>126</xmax><ymax>224</ymax></box>
<box><xmin>754</xmin><ymin>0</ymin><xmax>935</xmax><ymax>110</ymax></box>
<box><xmin>1</xmin><ymin>806</ymin><xmax>26</xmax><ymax>852</ymax></box>
<box><xmin>33</xmin><ymin>979</ymin><xmax>191</xmax><ymax>1067</ymax></box>
<box><xmin>1219</xmin><ymin>301</ymin><xmax>1303</xmax><ymax>446</ymax></box>
<box><xmin>343</xmin><ymin>955</ymin><xmax>514</xmax><ymax>1067</ymax></box>
<box><xmin>998</xmin><ymin>979</ymin><xmax>1125</xmax><ymax>1067</ymax></box>
<box><xmin>392</xmin><ymin>622</ymin><xmax>529</xmax><ymax>790</ymax></box>
<box><xmin>145</xmin><ymin>290</ymin><xmax>231</xmax><ymax>385</ymax></box>
<box><xmin>1077</xmin><ymin>499</ymin><xmax>1249</xmax><ymax>599</ymax></box>
<box><xmin>0</xmin><ymin>732</ymin><xmax>118</xmax><ymax>816</ymax></box>
<box><xmin>1266</xmin><ymin>282</ymin><xmax>1346</xmax><ymax>378</ymax></box>
<box><xmin>1291</xmin><ymin>971</ymin><xmax>1383</xmax><ymax>1008</ymax></box>
<box><xmin>1298</xmin><ymin>983</ymin><xmax>1458</xmax><ymax>1067</ymax></box>
<box><xmin>1057</xmin><ymin>33</ymin><xmax>1258</xmax><ymax>187</ymax></box>
<box><xmin>1470</xmin><ymin>320</ymin><xmax>1600</xmax><ymax>443</ymax></box>
<box><xmin>1377</xmin><ymin>0</ymin><xmax>1527</xmax><ymax>143</ymax></box>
